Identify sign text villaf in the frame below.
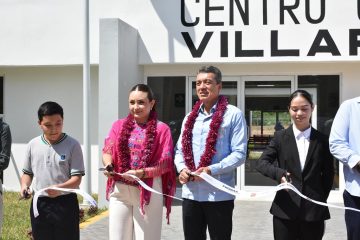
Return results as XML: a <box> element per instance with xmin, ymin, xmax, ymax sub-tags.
<box><xmin>180</xmin><ymin>0</ymin><xmax>360</xmax><ymax>59</ymax></box>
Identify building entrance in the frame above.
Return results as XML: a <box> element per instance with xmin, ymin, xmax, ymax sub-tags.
<box><xmin>148</xmin><ymin>74</ymin><xmax>339</xmax><ymax>192</ymax></box>
<box><xmin>243</xmin><ymin>78</ymin><xmax>293</xmax><ymax>186</ymax></box>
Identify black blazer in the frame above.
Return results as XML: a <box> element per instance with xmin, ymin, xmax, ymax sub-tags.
<box><xmin>256</xmin><ymin>126</ymin><xmax>334</xmax><ymax>221</ymax></box>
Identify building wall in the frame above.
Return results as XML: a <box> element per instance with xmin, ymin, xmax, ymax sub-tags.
<box><xmin>1</xmin><ymin>1</ymin><xmax>359</xmax><ymax>199</ymax></box>
<box><xmin>0</xmin><ymin>66</ymin><xmax>98</xmax><ymax>143</ymax></box>
<box><xmin>2</xmin><ymin>66</ymin><xmax>98</xmax><ymax>143</ymax></box>
<box><xmin>1</xmin><ymin>1</ymin><xmax>359</xmax><ymax>65</ymax></box>
<box><xmin>1</xmin><ymin>66</ymin><xmax>100</xmax><ymax>192</ymax></box>
<box><xmin>97</xmin><ymin>19</ymin><xmax>143</xmax><ymax>206</ymax></box>
<box><xmin>0</xmin><ymin>0</ymin><xmax>89</xmax><ymax>65</ymax></box>
<box><xmin>0</xmin><ymin>0</ymin><xmax>163</xmax><ymax>65</ymax></box>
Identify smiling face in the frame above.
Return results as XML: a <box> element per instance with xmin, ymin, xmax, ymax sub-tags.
<box><xmin>196</xmin><ymin>72</ymin><xmax>222</xmax><ymax>110</ymax></box>
<box><xmin>129</xmin><ymin>90</ymin><xmax>155</xmax><ymax>124</ymax></box>
<box><xmin>39</xmin><ymin>114</ymin><xmax>64</xmax><ymax>144</ymax></box>
<box><xmin>289</xmin><ymin>95</ymin><xmax>314</xmax><ymax>131</ymax></box>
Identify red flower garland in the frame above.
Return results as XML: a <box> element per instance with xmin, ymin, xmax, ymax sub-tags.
<box><xmin>181</xmin><ymin>95</ymin><xmax>228</xmax><ymax>171</ymax></box>
<box><xmin>114</xmin><ymin>111</ymin><xmax>157</xmax><ymax>185</ymax></box>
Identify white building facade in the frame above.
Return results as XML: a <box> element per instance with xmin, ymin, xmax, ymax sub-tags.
<box><xmin>1</xmin><ymin>0</ymin><xmax>360</xmax><ymax>206</ymax></box>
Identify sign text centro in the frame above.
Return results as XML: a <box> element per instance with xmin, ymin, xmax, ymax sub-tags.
<box><xmin>180</xmin><ymin>0</ymin><xmax>360</xmax><ymax>59</ymax></box>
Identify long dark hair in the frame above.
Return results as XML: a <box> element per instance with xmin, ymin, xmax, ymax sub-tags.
<box><xmin>288</xmin><ymin>90</ymin><xmax>314</xmax><ymax>108</ymax></box>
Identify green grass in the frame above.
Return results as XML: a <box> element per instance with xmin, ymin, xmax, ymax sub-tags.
<box><xmin>3</xmin><ymin>191</ymin><xmax>31</xmax><ymax>239</ymax></box>
<box><xmin>2</xmin><ymin>191</ymin><xmax>106</xmax><ymax>240</ymax></box>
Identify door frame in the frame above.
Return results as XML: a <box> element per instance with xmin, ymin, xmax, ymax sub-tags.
<box><xmin>239</xmin><ymin>76</ymin><xmax>296</xmax><ymax>191</ymax></box>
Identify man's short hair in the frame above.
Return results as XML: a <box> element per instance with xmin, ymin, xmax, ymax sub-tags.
<box><xmin>38</xmin><ymin>101</ymin><xmax>64</xmax><ymax>121</ymax></box>
<box><xmin>198</xmin><ymin>66</ymin><xmax>222</xmax><ymax>84</ymax></box>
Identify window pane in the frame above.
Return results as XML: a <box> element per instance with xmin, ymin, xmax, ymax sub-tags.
<box><xmin>148</xmin><ymin>77</ymin><xmax>186</xmax><ymax>144</ymax></box>
<box><xmin>245</xmin><ymin>80</ymin><xmax>292</xmax><ymax>186</ymax></box>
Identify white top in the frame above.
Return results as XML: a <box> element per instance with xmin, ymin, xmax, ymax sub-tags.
<box><xmin>329</xmin><ymin>97</ymin><xmax>360</xmax><ymax>196</ymax></box>
<box><xmin>293</xmin><ymin>125</ymin><xmax>311</xmax><ymax>171</ymax></box>
<box><xmin>22</xmin><ymin>134</ymin><xmax>85</xmax><ymax>192</ymax></box>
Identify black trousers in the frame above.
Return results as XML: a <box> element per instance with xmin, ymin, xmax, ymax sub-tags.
<box><xmin>343</xmin><ymin>190</ymin><xmax>360</xmax><ymax>240</ymax></box>
<box><xmin>30</xmin><ymin>193</ymin><xmax>80</xmax><ymax>240</ymax></box>
<box><xmin>273</xmin><ymin>215</ymin><xmax>325</xmax><ymax>240</ymax></box>
<box><xmin>182</xmin><ymin>198</ymin><xmax>234</xmax><ymax>240</ymax></box>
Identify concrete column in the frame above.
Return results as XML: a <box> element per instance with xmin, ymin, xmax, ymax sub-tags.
<box><xmin>98</xmin><ymin>18</ymin><xmax>143</xmax><ymax>208</ymax></box>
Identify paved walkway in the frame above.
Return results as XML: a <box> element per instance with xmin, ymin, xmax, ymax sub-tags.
<box><xmin>80</xmin><ymin>200</ymin><xmax>347</xmax><ymax>240</ymax></box>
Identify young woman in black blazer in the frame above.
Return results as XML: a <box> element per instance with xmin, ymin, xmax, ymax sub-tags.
<box><xmin>256</xmin><ymin>90</ymin><xmax>334</xmax><ymax>240</ymax></box>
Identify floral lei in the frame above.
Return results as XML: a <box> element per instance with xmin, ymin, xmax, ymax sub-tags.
<box><xmin>115</xmin><ymin>111</ymin><xmax>157</xmax><ymax>185</ymax></box>
<box><xmin>181</xmin><ymin>95</ymin><xmax>228</xmax><ymax>171</ymax></box>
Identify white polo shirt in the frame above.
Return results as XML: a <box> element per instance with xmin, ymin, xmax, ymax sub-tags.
<box><xmin>22</xmin><ymin>133</ymin><xmax>85</xmax><ymax>191</ymax></box>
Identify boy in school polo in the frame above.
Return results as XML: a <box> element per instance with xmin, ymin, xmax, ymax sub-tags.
<box><xmin>20</xmin><ymin>101</ymin><xmax>85</xmax><ymax>240</ymax></box>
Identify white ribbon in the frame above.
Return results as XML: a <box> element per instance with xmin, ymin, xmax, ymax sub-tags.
<box><xmin>33</xmin><ymin>187</ymin><xmax>97</xmax><ymax>218</ymax></box>
<box><xmin>196</xmin><ymin>172</ymin><xmax>360</xmax><ymax>213</ymax></box>
<box><xmin>115</xmin><ymin>172</ymin><xmax>183</xmax><ymax>201</ymax></box>
<box><xmin>105</xmin><ymin>171</ymin><xmax>360</xmax><ymax>213</ymax></box>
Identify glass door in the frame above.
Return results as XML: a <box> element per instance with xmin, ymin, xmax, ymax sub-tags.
<box><xmin>148</xmin><ymin>76</ymin><xmax>186</xmax><ymax>144</ymax></box>
<box><xmin>241</xmin><ymin>76</ymin><xmax>295</xmax><ymax>187</ymax></box>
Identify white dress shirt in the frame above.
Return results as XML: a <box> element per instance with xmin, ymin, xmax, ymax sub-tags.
<box><xmin>329</xmin><ymin>97</ymin><xmax>360</xmax><ymax>196</ymax></box>
<box><xmin>293</xmin><ymin>125</ymin><xmax>311</xmax><ymax>171</ymax></box>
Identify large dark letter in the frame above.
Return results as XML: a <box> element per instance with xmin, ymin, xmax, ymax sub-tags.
<box><xmin>230</xmin><ymin>0</ymin><xmax>249</xmax><ymax>25</ymax></box>
<box><xmin>181</xmin><ymin>32</ymin><xmax>213</xmax><ymax>58</ymax></box>
<box><xmin>205</xmin><ymin>0</ymin><xmax>224</xmax><ymax>26</ymax></box>
<box><xmin>263</xmin><ymin>0</ymin><xmax>268</xmax><ymax>25</ymax></box>
<box><xmin>350</xmin><ymin>29</ymin><xmax>360</xmax><ymax>56</ymax></box>
<box><xmin>305</xmin><ymin>0</ymin><xmax>325</xmax><ymax>24</ymax></box>
<box><xmin>221</xmin><ymin>32</ymin><xmax>228</xmax><ymax>57</ymax></box>
<box><xmin>271</xmin><ymin>31</ymin><xmax>300</xmax><ymax>56</ymax></box>
<box><xmin>358</xmin><ymin>0</ymin><xmax>360</xmax><ymax>20</ymax></box>
<box><xmin>280</xmin><ymin>0</ymin><xmax>300</xmax><ymax>24</ymax></box>
<box><xmin>235</xmin><ymin>31</ymin><xmax>264</xmax><ymax>57</ymax></box>
<box><xmin>307</xmin><ymin>30</ymin><xmax>340</xmax><ymax>56</ymax></box>
<box><xmin>181</xmin><ymin>0</ymin><xmax>200</xmax><ymax>27</ymax></box>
